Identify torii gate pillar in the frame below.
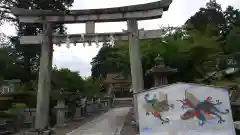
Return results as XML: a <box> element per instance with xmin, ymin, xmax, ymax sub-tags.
<box><xmin>35</xmin><ymin>22</ymin><xmax>53</xmax><ymax>129</ymax></box>
<box><xmin>127</xmin><ymin>19</ymin><xmax>144</xmax><ymax>124</ymax></box>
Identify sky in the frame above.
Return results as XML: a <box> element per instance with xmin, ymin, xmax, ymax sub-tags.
<box><xmin>0</xmin><ymin>0</ymin><xmax>239</xmax><ymax>77</ymax></box>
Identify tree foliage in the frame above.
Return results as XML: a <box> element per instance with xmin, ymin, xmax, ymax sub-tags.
<box><xmin>0</xmin><ymin>0</ymin><xmax>101</xmax><ymax>94</ymax></box>
<box><xmin>0</xmin><ymin>0</ymin><xmax>74</xmax><ymax>85</ymax></box>
<box><xmin>90</xmin><ymin>0</ymin><xmax>240</xmax><ymax>88</ymax></box>
<box><xmin>83</xmin><ymin>77</ymin><xmax>103</xmax><ymax>96</ymax></box>
<box><xmin>52</xmin><ymin>68</ymin><xmax>85</xmax><ymax>92</ymax></box>
<box><xmin>91</xmin><ymin>44</ymin><xmax>130</xmax><ymax>79</ymax></box>
<box><xmin>0</xmin><ymin>0</ymin><xmax>239</xmax><ymax>95</ymax></box>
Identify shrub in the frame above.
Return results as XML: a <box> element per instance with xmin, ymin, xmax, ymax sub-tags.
<box><xmin>0</xmin><ymin>98</ymin><xmax>13</xmax><ymax>111</ymax></box>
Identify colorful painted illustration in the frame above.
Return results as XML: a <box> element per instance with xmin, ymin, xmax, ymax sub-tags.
<box><xmin>143</xmin><ymin>92</ymin><xmax>174</xmax><ymax>124</ymax></box>
<box><xmin>177</xmin><ymin>90</ymin><xmax>229</xmax><ymax>126</ymax></box>
<box><xmin>137</xmin><ymin>83</ymin><xmax>235</xmax><ymax>135</ymax></box>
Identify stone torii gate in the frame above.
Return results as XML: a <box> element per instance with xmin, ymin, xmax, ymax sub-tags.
<box><xmin>11</xmin><ymin>0</ymin><xmax>172</xmax><ymax>129</ymax></box>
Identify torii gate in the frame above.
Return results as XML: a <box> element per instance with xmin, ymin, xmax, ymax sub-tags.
<box><xmin>11</xmin><ymin>0</ymin><xmax>172</xmax><ymax>129</ymax></box>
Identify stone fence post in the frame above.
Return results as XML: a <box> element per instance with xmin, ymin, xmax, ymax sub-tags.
<box><xmin>23</xmin><ymin>108</ymin><xmax>36</xmax><ymax>128</ymax></box>
<box><xmin>81</xmin><ymin>97</ymin><xmax>87</xmax><ymax>116</ymax></box>
<box><xmin>73</xmin><ymin>98</ymin><xmax>85</xmax><ymax>121</ymax></box>
<box><xmin>54</xmin><ymin>100</ymin><xmax>67</xmax><ymax>127</ymax></box>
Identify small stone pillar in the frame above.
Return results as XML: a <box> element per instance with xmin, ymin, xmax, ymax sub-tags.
<box><xmin>99</xmin><ymin>99</ymin><xmax>106</xmax><ymax>110</ymax></box>
<box><xmin>24</xmin><ymin>108</ymin><xmax>36</xmax><ymax>128</ymax></box>
<box><xmin>54</xmin><ymin>100</ymin><xmax>67</xmax><ymax>127</ymax></box>
<box><xmin>86</xmin><ymin>99</ymin><xmax>93</xmax><ymax>115</ymax></box>
<box><xmin>99</xmin><ymin>96</ymin><xmax>110</xmax><ymax>110</ymax></box>
<box><xmin>97</xmin><ymin>98</ymin><xmax>101</xmax><ymax>109</ymax></box>
<box><xmin>81</xmin><ymin>97</ymin><xmax>87</xmax><ymax>116</ymax></box>
<box><xmin>105</xmin><ymin>95</ymin><xmax>112</xmax><ymax>108</ymax></box>
<box><xmin>108</xmin><ymin>84</ymin><xmax>113</xmax><ymax>95</ymax></box>
<box><xmin>73</xmin><ymin>98</ymin><xmax>85</xmax><ymax>121</ymax></box>
<box><xmin>74</xmin><ymin>105</ymin><xmax>82</xmax><ymax>121</ymax></box>
<box><xmin>146</xmin><ymin>55</ymin><xmax>177</xmax><ymax>87</ymax></box>
<box><xmin>92</xmin><ymin>96</ymin><xmax>99</xmax><ymax>113</ymax></box>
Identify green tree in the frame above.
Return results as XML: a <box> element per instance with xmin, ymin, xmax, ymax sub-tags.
<box><xmin>0</xmin><ymin>0</ymin><xmax>74</xmax><ymax>84</ymax></box>
<box><xmin>90</xmin><ymin>0</ymin><xmax>240</xmax><ymax>86</ymax></box>
<box><xmin>91</xmin><ymin>44</ymin><xmax>130</xmax><ymax>79</ymax></box>
<box><xmin>83</xmin><ymin>77</ymin><xmax>103</xmax><ymax>96</ymax></box>
<box><xmin>52</xmin><ymin>68</ymin><xmax>85</xmax><ymax>92</ymax></box>
<box><xmin>185</xmin><ymin>0</ymin><xmax>225</xmax><ymax>34</ymax></box>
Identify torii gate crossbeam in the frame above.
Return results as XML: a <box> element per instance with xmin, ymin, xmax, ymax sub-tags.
<box><xmin>19</xmin><ymin>29</ymin><xmax>165</xmax><ymax>45</ymax></box>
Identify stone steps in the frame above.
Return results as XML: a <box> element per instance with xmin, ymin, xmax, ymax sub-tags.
<box><xmin>114</xmin><ymin>98</ymin><xmax>133</xmax><ymax>107</ymax></box>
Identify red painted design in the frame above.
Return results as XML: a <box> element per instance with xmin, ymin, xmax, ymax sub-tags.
<box><xmin>204</xmin><ymin>97</ymin><xmax>210</xmax><ymax>102</ymax></box>
<box><xmin>152</xmin><ymin>112</ymin><xmax>160</xmax><ymax>117</ymax></box>
<box><xmin>183</xmin><ymin>103</ymin><xmax>192</xmax><ymax>106</ymax></box>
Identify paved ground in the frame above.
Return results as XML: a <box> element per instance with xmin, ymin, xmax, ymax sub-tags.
<box><xmin>53</xmin><ymin>110</ymin><xmax>108</xmax><ymax>135</ymax></box>
<box><xmin>66</xmin><ymin>107</ymin><xmax>131</xmax><ymax>135</ymax></box>
<box><xmin>14</xmin><ymin>110</ymin><xmax>108</xmax><ymax>135</ymax></box>
<box><xmin>120</xmin><ymin>108</ymin><xmax>139</xmax><ymax>135</ymax></box>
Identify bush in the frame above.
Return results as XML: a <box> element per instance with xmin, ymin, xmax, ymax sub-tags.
<box><xmin>1</xmin><ymin>92</ymin><xmax>37</xmax><ymax>108</ymax></box>
<box><xmin>0</xmin><ymin>111</ymin><xmax>15</xmax><ymax>119</ymax></box>
<box><xmin>0</xmin><ymin>98</ymin><xmax>13</xmax><ymax>111</ymax></box>
<box><xmin>12</xmin><ymin>103</ymin><xmax>26</xmax><ymax>109</ymax></box>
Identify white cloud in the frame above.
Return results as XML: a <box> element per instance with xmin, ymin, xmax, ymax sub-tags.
<box><xmin>0</xmin><ymin>0</ymin><xmax>239</xmax><ymax>77</ymax></box>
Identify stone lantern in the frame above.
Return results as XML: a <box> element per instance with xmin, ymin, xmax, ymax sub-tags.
<box><xmin>54</xmin><ymin>90</ymin><xmax>68</xmax><ymax>127</ymax></box>
<box><xmin>146</xmin><ymin>55</ymin><xmax>177</xmax><ymax>87</ymax></box>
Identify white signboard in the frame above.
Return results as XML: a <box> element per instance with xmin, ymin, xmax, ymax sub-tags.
<box><xmin>137</xmin><ymin>82</ymin><xmax>236</xmax><ymax>135</ymax></box>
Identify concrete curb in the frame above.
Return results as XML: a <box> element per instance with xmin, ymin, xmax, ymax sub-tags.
<box><xmin>115</xmin><ymin>107</ymin><xmax>131</xmax><ymax>135</ymax></box>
